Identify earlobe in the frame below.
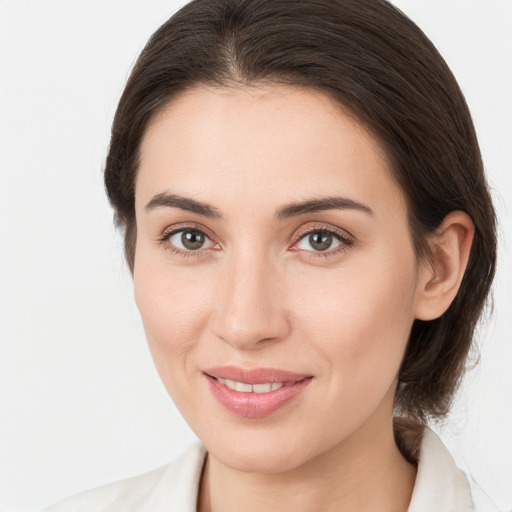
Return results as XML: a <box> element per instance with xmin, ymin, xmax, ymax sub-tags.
<box><xmin>414</xmin><ymin>211</ymin><xmax>474</xmax><ymax>321</ymax></box>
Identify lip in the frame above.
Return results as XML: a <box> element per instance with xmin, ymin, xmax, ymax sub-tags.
<box><xmin>204</xmin><ymin>366</ymin><xmax>311</xmax><ymax>384</ymax></box>
<box><xmin>203</xmin><ymin>366</ymin><xmax>313</xmax><ymax>418</ymax></box>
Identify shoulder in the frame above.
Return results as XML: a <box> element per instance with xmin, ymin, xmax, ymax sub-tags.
<box><xmin>43</xmin><ymin>442</ymin><xmax>207</xmax><ymax>512</ymax></box>
<box><xmin>43</xmin><ymin>465</ymin><xmax>168</xmax><ymax>512</ymax></box>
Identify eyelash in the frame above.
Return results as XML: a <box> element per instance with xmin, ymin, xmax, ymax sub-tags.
<box><xmin>157</xmin><ymin>223</ymin><xmax>355</xmax><ymax>260</ymax></box>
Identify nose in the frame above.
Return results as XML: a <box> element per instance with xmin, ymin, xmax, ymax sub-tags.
<box><xmin>210</xmin><ymin>250</ymin><xmax>291</xmax><ymax>350</ymax></box>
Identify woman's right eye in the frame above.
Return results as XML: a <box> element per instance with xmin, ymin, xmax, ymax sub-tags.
<box><xmin>162</xmin><ymin>228</ymin><xmax>217</xmax><ymax>254</ymax></box>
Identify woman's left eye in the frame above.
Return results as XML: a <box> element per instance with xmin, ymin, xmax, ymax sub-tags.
<box><xmin>295</xmin><ymin>229</ymin><xmax>352</xmax><ymax>254</ymax></box>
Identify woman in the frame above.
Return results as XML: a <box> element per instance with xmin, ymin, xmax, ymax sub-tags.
<box><xmin>44</xmin><ymin>0</ymin><xmax>499</xmax><ymax>510</ymax></box>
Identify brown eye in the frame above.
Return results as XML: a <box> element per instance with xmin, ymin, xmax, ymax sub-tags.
<box><xmin>181</xmin><ymin>230</ymin><xmax>205</xmax><ymax>250</ymax></box>
<box><xmin>167</xmin><ymin>229</ymin><xmax>214</xmax><ymax>252</ymax></box>
<box><xmin>308</xmin><ymin>232</ymin><xmax>333</xmax><ymax>251</ymax></box>
<box><xmin>297</xmin><ymin>231</ymin><xmax>341</xmax><ymax>252</ymax></box>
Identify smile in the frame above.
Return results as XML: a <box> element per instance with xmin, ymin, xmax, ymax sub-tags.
<box><xmin>203</xmin><ymin>366</ymin><xmax>313</xmax><ymax>418</ymax></box>
<box><xmin>215</xmin><ymin>378</ymin><xmax>289</xmax><ymax>393</ymax></box>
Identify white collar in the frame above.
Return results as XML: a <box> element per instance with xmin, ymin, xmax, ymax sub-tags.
<box><xmin>408</xmin><ymin>427</ymin><xmax>473</xmax><ymax>511</ymax></box>
<box><xmin>140</xmin><ymin>442</ymin><xmax>206</xmax><ymax>512</ymax></box>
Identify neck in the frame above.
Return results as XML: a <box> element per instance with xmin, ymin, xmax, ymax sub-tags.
<box><xmin>198</xmin><ymin>415</ymin><xmax>417</xmax><ymax>512</ymax></box>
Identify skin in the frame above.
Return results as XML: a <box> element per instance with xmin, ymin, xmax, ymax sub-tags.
<box><xmin>133</xmin><ymin>84</ymin><xmax>474</xmax><ymax>512</ymax></box>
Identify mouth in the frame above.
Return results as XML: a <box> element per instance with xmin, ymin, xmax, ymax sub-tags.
<box><xmin>203</xmin><ymin>366</ymin><xmax>313</xmax><ymax>418</ymax></box>
<box><xmin>213</xmin><ymin>378</ymin><xmax>292</xmax><ymax>393</ymax></box>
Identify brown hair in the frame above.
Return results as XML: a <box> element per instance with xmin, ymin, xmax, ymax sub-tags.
<box><xmin>104</xmin><ymin>0</ymin><xmax>496</xmax><ymax>428</ymax></box>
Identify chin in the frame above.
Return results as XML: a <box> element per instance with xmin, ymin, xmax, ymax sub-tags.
<box><xmin>201</xmin><ymin>422</ymin><xmax>321</xmax><ymax>474</ymax></box>
<box><xmin>214</xmin><ymin>444</ymin><xmax>309</xmax><ymax>474</ymax></box>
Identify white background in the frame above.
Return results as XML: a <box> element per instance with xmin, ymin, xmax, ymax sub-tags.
<box><xmin>0</xmin><ymin>1</ymin><xmax>511</xmax><ymax>511</ymax></box>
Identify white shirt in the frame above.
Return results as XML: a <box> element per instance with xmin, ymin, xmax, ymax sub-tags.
<box><xmin>44</xmin><ymin>428</ymin><xmax>499</xmax><ymax>512</ymax></box>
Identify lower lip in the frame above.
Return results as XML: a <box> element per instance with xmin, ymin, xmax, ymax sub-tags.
<box><xmin>205</xmin><ymin>375</ymin><xmax>312</xmax><ymax>418</ymax></box>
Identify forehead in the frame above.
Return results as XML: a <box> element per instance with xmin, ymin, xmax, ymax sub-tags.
<box><xmin>136</xmin><ymin>84</ymin><xmax>405</xmax><ymax>217</ymax></box>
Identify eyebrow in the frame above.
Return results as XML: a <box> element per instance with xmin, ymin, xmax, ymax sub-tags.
<box><xmin>144</xmin><ymin>193</ymin><xmax>373</xmax><ymax>220</ymax></box>
<box><xmin>275</xmin><ymin>197</ymin><xmax>373</xmax><ymax>220</ymax></box>
<box><xmin>145</xmin><ymin>193</ymin><xmax>222</xmax><ymax>218</ymax></box>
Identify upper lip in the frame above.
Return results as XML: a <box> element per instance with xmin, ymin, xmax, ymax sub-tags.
<box><xmin>203</xmin><ymin>366</ymin><xmax>312</xmax><ymax>384</ymax></box>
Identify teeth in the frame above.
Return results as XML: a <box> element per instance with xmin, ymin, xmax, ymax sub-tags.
<box><xmin>217</xmin><ymin>378</ymin><xmax>286</xmax><ymax>393</ymax></box>
<box><xmin>235</xmin><ymin>381</ymin><xmax>253</xmax><ymax>392</ymax></box>
<box><xmin>253</xmin><ymin>383</ymin><xmax>272</xmax><ymax>393</ymax></box>
<box><xmin>222</xmin><ymin>378</ymin><xmax>237</xmax><ymax>391</ymax></box>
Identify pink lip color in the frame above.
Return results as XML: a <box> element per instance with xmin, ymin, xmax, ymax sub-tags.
<box><xmin>203</xmin><ymin>366</ymin><xmax>313</xmax><ymax>418</ymax></box>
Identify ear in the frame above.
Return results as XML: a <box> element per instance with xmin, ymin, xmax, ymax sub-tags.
<box><xmin>414</xmin><ymin>211</ymin><xmax>474</xmax><ymax>321</ymax></box>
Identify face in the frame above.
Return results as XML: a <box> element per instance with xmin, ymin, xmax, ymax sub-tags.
<box><xmin>134</xmin><ymin>84</ymin><xmax>427</xmax><ymax>474</ymax></box>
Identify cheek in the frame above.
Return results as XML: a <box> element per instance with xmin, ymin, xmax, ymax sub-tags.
<box><xmin>133</xmin><ymin>254</ymin><xmax>214</xmax><ymax>378</ymax></box>
<box><xmin>292</xmin><ymin>252</ymin><xmax>418</xmax><ymax>386</ymax></box>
